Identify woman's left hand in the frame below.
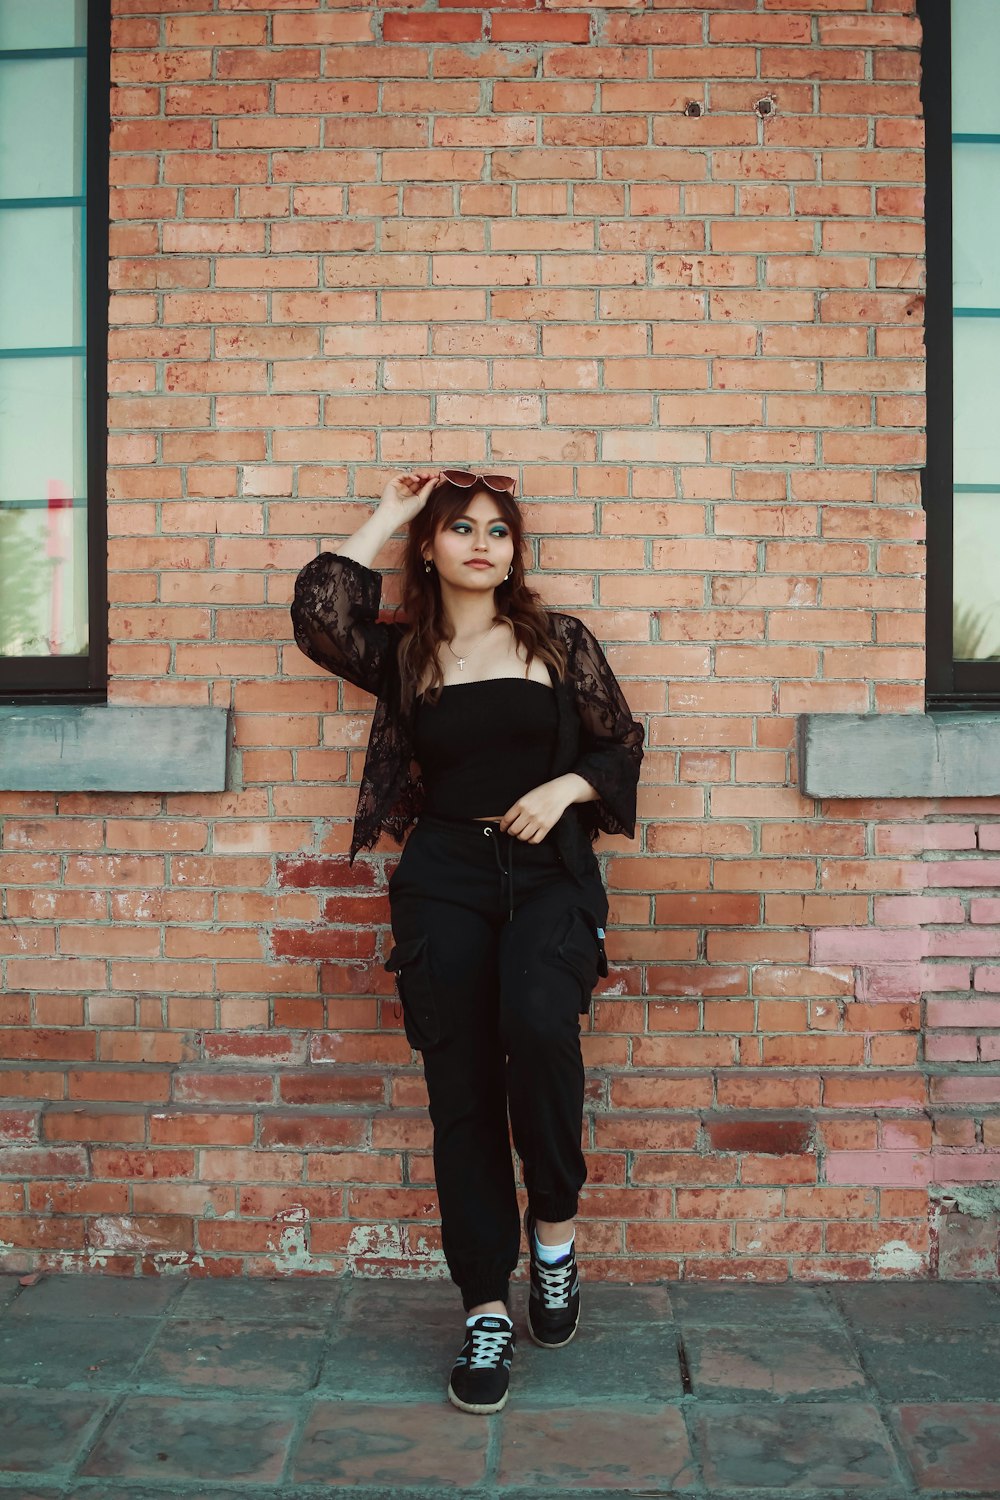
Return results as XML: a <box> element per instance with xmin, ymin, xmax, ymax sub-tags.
<box><xmin>499</xmin><ymin>779</ymin><xmax>574</xmax><ymax>843</ymax></box>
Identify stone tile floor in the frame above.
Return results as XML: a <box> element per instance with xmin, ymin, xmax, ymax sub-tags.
<box><xmin>1</xmin><ymin>1271</ymin><xmax>999</xmax><ymax>1498</ymax></box>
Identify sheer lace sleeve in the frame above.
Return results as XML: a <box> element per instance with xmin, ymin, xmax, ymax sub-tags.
<box><xmin>290</xmin><ymin>551</ymin><xmax>393</xmax><ymax>698</ymax></box>
<box><xmin>567</xmin><ymin>618</ymin><xmax>645</xmax><ymax>838</ymax></box>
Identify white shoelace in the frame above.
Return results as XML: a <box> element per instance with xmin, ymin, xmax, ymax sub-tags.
<box><xmin>537</xmin><ymin>1256</ymin><xmax>575</xmax><ymax>1310</ymax></box>
<box><xmin>468</xmin><ymin>1322</ymin><xmax>511</xmax><ymax>1369</ymax></box>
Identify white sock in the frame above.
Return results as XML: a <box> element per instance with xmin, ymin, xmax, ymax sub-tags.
<box><xmin>466</xmin><ymin>1310</ymin><xmax>512</xmax><ymax>1327</ymax></box>
<box><xmin>534</xmin><ymin>1231</ymin><xmax>574</xmax><ymax>1264</ymax></box>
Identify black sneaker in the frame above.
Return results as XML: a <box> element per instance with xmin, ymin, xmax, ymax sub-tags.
<box><xmin>524</xmin><ymin>1205</ymin><xmax>580</xmax><ymax>1348</ymax></box>
<box><xmin>447</xmin><ymin>1314</ymin><xmax>515</xmax><ymax>1414</ymax></box>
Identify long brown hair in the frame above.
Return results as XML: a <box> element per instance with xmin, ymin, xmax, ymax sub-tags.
<box><xmin>396</xmin><ymin>480</ymin><xmax>568</xmax><ymax>708</ymax></box>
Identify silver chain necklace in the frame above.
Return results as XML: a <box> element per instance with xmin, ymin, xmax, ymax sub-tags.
<box><xmin>446</xmin><ymin>624</ymin><xmax>495</xmax><ymax>672</ymax></box>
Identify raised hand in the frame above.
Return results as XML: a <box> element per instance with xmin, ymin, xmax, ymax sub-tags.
<box><xmin>379</xmin><ymin>471</ymin><xmax>443</xmax><ymax>525</ymax></box>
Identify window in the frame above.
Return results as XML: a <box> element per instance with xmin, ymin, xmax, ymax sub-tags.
<box><xmin>0</xmin><ymin>0</ymin><xmax>109</xmax><ymax>700</ymax></box>
<box><xmin>921</xmin><ymin>0</ymin><xmax>1000</xmax><ymax>707</ymax></box>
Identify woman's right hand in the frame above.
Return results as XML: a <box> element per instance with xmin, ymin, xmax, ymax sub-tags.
<box><xmin>379</xmin><ymin>471</ymin><xmax>442</xmax><ymax>524</ymax></box>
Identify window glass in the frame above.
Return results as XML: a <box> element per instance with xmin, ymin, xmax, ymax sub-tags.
<box><xmin>0</xmin><ymin>355</ymin><xmax>88</xmax><ymax>657</ymax></box>
<box><xmin>0</xmin><ymin>506</ymin><xmax>89</xmax><ymax>658</ymax></box>
<box><xmin>951</xmin><ymin>3</ymin><xmax>1000</xmax><ymax>662</ymax></box>
<box><xmin>0</xmin><ymin>58</ymin><xmax>86</xmax><ymax>200</ymax></box>
<box><xmin>0</xmin><ymin>356</ymin><xmax>87</xmax><ymax>503</ymax></box>
<box><xmin>951</xmin><ymin>0</ymin><xmax>1000</xmax><ymax>134</ymax></box>
<box><xmin>0</xmin><ymin>207</ymin><xmax>84</xmax><ymax>349</ymax></box>
<box><xmin>0</xmin><ymin>0</ymin><xmax>84</xmax><ymax>48</ymax></box>
<box><xmin>952</xmin><ymin>319</ymin><xmax>1000</xmax><ymax>487</ymax></box>
<box><xmin>0</xmin><ymin>2</ymin><xmax>90</xmax><ymax>667</ymax></box>
<box><xmin>953</xmin><ymin>495</ymin><xmax>1000</xmax><ymax>662</ymax></box>
<box><xmin>952</xmin><ymin>144</ymin><xmax>1000</xmax><ymax>308</ymax></box>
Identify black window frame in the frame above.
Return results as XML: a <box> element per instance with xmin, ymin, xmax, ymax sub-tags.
<box><xmin>920</xmin><ymin>0</ymin><xmax>1000</xmax><ymax>708</ymax></box>
<box><xmin>0</xmin><ymin>0</ymin><xmax>110</xmax><ymax>704</ymax></box>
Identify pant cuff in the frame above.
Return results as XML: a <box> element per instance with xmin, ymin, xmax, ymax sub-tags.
<box><xmin>459</xmin><ymin>1273</ymin><xmax>511</xmax><ymax>1312</ymax></box>
<box><xmin>528</xmin><ymin>1194</ymin><xmax>579</xmax><ymax>1223</ymax></box>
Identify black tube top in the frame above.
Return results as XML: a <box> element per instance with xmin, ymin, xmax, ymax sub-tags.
<box><xmin>413</xmin><ymin>677</ymin><xmax>559</xmax><ymax>818</ymax></box>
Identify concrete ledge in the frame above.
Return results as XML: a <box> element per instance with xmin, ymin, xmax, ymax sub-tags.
<box><xmin>0</xmin><ymin>705</ymin><xmax>230</xmax><ymax>792</ymax></box>
<box><xmin>798</xmin><ymin>712</ymin><xmax>1000</xmax><ymax>799</ymax></box>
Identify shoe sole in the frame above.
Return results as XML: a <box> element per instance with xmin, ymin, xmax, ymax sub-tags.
<box><xmin>447</xmin><ymin>1381</ymin><xmax>509</xmax><ymax>1414</ymax></box>
<box><xmin>526</xmin><ymin>1311</ymin><xmax>579</xmax><ymax>1349</ymax></box>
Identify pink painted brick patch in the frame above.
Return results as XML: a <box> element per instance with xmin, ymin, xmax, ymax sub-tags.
<box><xmin>854</xmin><ymin>963</ymin><xmax>969</xmax><ymax>1002</ymax></box>
<box><xmin>927</xmin><ymin>999</ymin><xmax>1000</xmax><ymax>1027</ymax></box>
<box><xmin>926</xmin><ymin>859</ymin><xmax>1000</xmax><ymax>887</ymax></box>
<box><xmin>930</xmin><ymin>1077</ymin><xmax>1000</xmax><ymax>1104</ymax></box>
<box><xmin>813</xmin><ymin>930</ymin><xmax>929</xmax><ymax>964</ymax></box>
<box><xmin>873</xmin><ymin>896</ymin><xmax>965</xmax><ymax>925</ymax></box>
<box><xmin>932</xmin><ymin>1152</ymin><xmax>1000</xmax><ymax>1183</ymax></box>
<box><xmin>929</xmin><ymin>930</ymin><xmax>1000</xmax><ymax>957</ymax></box>
<box><xmin>824</xmin><ymin>1151</ymin><xmax>932</xmax><ymax>1187</ymax></box>
<box><xmin>924</xmin><ymin>1035</ymin><xmax>979</xmax><ymax>1062</ymax></box>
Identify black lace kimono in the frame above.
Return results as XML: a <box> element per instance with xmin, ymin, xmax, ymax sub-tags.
<box><xmin>290</xmin><ymin>551</ymin><xmax>644</xmax><ymax>880</ymax></box>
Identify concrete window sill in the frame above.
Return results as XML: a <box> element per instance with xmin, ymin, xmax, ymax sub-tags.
<box><xmin>798</xmin><ymin>712</ymin><xmax>1000</xmax><ymax>798</ymax></box>
<box><xmin>0</xmin><ymin>705</ymin><xmax>230</xmax><ymax>792</ymax></box>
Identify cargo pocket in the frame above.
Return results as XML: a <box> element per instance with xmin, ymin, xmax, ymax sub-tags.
<box><xmin>384</xmin><ymin>934</ymin><xmax>440</xmax><ymax>1051</ymax></box>
<box><xmin>554</xmin><ymin>907</ymin><xmax>605</xmax><ymax>1015</ymax></box>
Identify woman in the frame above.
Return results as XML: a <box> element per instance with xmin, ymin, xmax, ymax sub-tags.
<box><xmin>290</xmin><ymin>469</ymin><xmax>644</xmax><ymax>1415</ymax></box>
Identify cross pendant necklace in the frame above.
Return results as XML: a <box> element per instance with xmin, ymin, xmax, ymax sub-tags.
<box><xmin>447</xmin><ymin>624</ymin><xmax>493</xmax><ymax>674</ymax></box>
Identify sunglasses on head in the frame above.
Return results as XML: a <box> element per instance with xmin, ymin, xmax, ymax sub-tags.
<box><xmin>439</xmin><ymin>468</ymin><xmax>517</xmax><ymax>496</ymax></box>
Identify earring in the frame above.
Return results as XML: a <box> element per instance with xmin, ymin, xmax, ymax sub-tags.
<box><xmin>424</xmin><ymin>559</ymin><xmax>433</xmax><ymax>574</ymax></box>
<box><xmin>505</xmin><ymin>565</ymin><xmax>513</xmax><ymax>580</ymax></box>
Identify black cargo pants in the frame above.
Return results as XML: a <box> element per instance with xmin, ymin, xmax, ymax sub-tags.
<box><xmin>384</xmin><ymin>811</ymin><xmax>609</xmax><ymax>1312</ymax></box>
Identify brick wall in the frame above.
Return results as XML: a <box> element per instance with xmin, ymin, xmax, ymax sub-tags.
<box><xmin>2</xmin><ymin>0</ymin><xmax>999</xmax><ymax>1282</ymax></box>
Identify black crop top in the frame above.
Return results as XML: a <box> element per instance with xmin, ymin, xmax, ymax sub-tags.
<box><xmin>413</xmin><ymin>677</ymin><xmax>559</xmax><ymax>819</ymax></box>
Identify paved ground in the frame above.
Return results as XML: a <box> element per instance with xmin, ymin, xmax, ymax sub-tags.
<box><xmin>1</xmin><ymin>1272</ymin><xmax>999</xmax><ymax>1498</ymax></box>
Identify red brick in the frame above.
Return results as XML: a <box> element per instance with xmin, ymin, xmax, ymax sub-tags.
<box><xmin>1</xmin><ymin>6</ymin><xmax>964</xmax><ymax>1286</ymax></box>
<box><xmin>165</xmin><ymin>17</ymin><xmax>268</xmax><ymax>47</ymax></box>
<box><xmin>760</xmin><ymin>47</ymin><xmax>867</xmax><ymax>80</ymax></box>
<box><xmin>707</xmin><ymin>1118</ymin><xmax>813</xmax><ymax>1154</ymax></box>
